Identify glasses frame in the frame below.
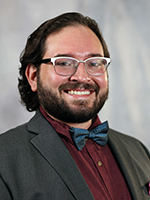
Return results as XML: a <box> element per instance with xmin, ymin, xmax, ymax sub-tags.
<box><xmin>40</xmin><ymin>56</ymin><xmax>111</xmax><ymax>76</ymax></box>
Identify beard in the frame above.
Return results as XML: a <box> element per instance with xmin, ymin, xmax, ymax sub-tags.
<box><xmin>37</xmin><ymin>77</ymin><xmax>108</xmax><ymax>123</ymax></box>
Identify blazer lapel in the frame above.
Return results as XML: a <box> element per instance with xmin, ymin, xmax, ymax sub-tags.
<box><xmin>108</xmin><ymin>129</ymin><xmax>150</xmax><ymax>199</ymax></box>
<box><xmin>27</xmin><ymin>110</ymin><xmax>94</xmax><ymax>200</ymax></box>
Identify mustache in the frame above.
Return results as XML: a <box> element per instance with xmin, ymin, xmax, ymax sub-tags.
<box><xmin>59</xmin><ymin>82</ymin><xmax>99</xmax><ymax>93</ymax></box>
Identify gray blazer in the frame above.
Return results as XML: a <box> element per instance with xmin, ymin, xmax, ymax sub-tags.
<box><xmin>0</xmin><ymin>110</ymin><xmax>150</xmax><ymax>200</ymax></box>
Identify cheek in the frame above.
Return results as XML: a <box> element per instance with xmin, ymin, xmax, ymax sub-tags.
<box><xmin>93</xmin><ymin>73</ymin><xmax>108</xmax><ymax>89</ymax></box>
<box><xmin>39</xmin><ymin>65</ymin><xmax>68</xmax><ymax>89</ymax></box>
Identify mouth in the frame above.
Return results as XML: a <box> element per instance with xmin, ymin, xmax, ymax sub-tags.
<box><xmin>59</xmin><ymin>82</ymin><xmax>98</xmax><ymax>97</ymax></box>
<box><xmin>64</xmin><ymin>89</ymin><xmax>94</xmax><ymax>96</ymax></box>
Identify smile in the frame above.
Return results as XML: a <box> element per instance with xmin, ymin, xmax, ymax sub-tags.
<box><xmin>68</xmin><ymin>90</ymin><xmax>91</xmax><ymax>95</ymax></box>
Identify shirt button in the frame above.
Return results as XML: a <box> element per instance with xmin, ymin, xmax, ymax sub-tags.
<box><xmin>97</xmin><ymin>161</ymin><xmax>102</xmax><ymax>166</ymax></box>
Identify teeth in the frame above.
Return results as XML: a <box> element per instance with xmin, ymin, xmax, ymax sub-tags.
<box><xmin>68</xmin><ymin>90</ymin><xmax>90</xmax><ymax>95</ymax></box>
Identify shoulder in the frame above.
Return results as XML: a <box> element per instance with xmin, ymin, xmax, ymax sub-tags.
<box><xmin>0</xmin><ymin>123</ymin><xmax>35</xmax><ymax>155</ymax></box>
<box><xmin>0</xmin><ymin>111</ymin><xmax>41</xmax><ymax>154</ymax></box>
<box><xmin>0</xmin><ymin>123</ymin><xmax>29</xmax><ymax>141</ymax></box>
<box><xmin>0</xmin><ymin>109</ymin><xmax>54</xmax><ymax>154</ymax></box>
<box><xmin>0</xmin><ymin>110</ymin><xmax>44</xmax><ymax>145</ymax></box>
<box><xmin>0</xmin><ymin>112</ymin><xmax>40</xmax><ymax>139</ymax></box>
<box><xmin>108</xmin><ymin>129</ymin><xmax>150</xmax><ymax>158</ymax></box>
<box><xmin>109</xmin><ymin>128</ymin><xmax>141</xmax><ymax>142</ymax></box>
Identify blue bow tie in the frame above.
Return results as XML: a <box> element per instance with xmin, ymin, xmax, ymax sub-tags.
<box><xmin>69</xmin><ymin>121</ymin><xmax>109</xmax><ymax>151</ymax></box>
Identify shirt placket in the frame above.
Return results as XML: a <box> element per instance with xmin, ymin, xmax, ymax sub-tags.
<box><xmin>85</xmin><ymin>140</ymin><xmax>113</xmax><ymax>200</ymax></box>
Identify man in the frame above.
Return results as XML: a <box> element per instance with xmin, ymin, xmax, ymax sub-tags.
<box><xmin>0</xmin><ymin>12</ymin><xmax>149</xmax><ymax>200</ymax></box>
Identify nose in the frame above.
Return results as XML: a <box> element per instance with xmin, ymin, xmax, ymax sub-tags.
<box><xmin>69</xmin><ymin>62</ymin><xmax>91</xmax><ymax>82</ymax></box>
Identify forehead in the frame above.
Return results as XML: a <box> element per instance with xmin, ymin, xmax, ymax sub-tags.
<box><xmin>44</xmin><ymin>25</ymin><xmax>104</xmax><ymax>58</ymax></box>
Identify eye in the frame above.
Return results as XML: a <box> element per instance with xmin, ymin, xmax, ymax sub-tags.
<box><xmin>55</xmin><ymin>59</ymin><xmax>73</xmax><ymax>66</ymax></box>
<box><xmin>88</xmin><ymin>60</ymin><xmax>101</xmax><ymax>68</ymax></box>
<box><xmin>91</xmin><ymin>61</ymin><xmax>100</xmax><ymax>67</ymax></box>
<box><xmin>101</xmin><ymin>59</ymin><xmax>107</xmax><ymax>65</ymax></box>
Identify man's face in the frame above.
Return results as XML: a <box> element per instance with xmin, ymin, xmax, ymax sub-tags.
<box><xmin>37</xmin><ymin>25</ymin><xmax>109</xmax><ymax>124</ymax></box>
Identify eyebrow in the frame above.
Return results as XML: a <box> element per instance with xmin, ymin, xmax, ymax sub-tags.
<box><xmin>53</xmin><ymin>53</ymin><xmax>104</xmax><ymax>58</ymax></box>
<box><xmin>54</xmin><ymin>54</ymin><xmax>74</xmax><ymax>58</ymax></box>
<box><xmin>88</xmin><ymin>53</ymin><xmax>104</xmax><ymax>57</ymax></box>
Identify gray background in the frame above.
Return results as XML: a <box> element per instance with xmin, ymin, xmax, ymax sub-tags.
<box><xmin>0</xmin><ymin>0</ymin><xmax>150</xmax><ymax>149</ymax></box>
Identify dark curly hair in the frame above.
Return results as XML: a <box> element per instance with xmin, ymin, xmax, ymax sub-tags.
<box><xmin>18</xmin><ymin>12</ymin><xmax>110</xmax><ymax>112</ymax></box>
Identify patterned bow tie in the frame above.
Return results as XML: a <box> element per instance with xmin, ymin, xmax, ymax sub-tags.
<box><xmin>69</xmin><ymin>121</ymin><xmax>109</xmax><ymax>151</ymax></box>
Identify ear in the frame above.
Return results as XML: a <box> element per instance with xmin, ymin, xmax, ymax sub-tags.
<box><xmin>25</xmin><ymin>64</ymin><xmax>38</xmax><ymax>92</ymax></box>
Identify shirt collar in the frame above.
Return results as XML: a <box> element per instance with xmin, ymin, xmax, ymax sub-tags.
<box><xmin>39</xmin><ymin>106</ymin><xmax>101</xmax><ymax>141</ymax></box>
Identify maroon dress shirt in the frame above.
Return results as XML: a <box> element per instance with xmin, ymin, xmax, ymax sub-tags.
<box><xmin>40</xmin><ymin>107</ymin><xmax>132</xmax><ymax>200</ymax></box>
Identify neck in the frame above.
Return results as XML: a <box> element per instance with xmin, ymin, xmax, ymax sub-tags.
<box><xmin>41</xmin><ymin>106</ymin><xmax>93</xmax><ymax>129</ymax></box>
<box><xmin>48</xmin><ymin>114</ymin><xmax>92</xmax><ymax>129</ymax></box>
<box><xmin>65</xmin><ymin>120</ymin><xmax>92</xmax><ymax>129</ymax></box>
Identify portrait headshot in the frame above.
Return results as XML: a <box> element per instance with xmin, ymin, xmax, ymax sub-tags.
<box><xmin>0</xmin><ymin>1</ymin><xmax>150</xmax><ymax>199</ymax></box>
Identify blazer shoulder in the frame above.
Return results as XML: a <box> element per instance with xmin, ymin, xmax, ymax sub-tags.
<box><xmin>0</xmin><ymin>110</ymin><xmax>51</xmax><ymax>155</ymax></box>
<box><xmin>0</xmin><ymin>123</ymin><xmax>28</xmax><ymax>140</ymax></box>
<box><xmin>0</xmin><ymin>110</ymin><xmax>42</xmax><ymax>145</ymax></box>
<box><xmin>109</xmin><ymin>128</ymin><xmax>150</xmax><ymax>158</ymax></box>
<box><xmin>0</xmin><ymin>123</ymin><xmax>33</xmax><ymax>154</ymax></box>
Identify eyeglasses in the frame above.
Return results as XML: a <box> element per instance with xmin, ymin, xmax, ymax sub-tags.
<box><xmin>40</xmin><ymin>56</ymin><xmax>111</xmax><ymax>76</ymax></box>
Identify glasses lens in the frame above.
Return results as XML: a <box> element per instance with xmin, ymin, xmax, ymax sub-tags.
<box><xmin>86</xmin><ymin>58</ymin><xmax>108</xmax><ymax>75</ymax></box>
<box><xmin>54</xmin><ymin>58</ymin><xmax>77</xmax><ymax>76</ymax></box>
